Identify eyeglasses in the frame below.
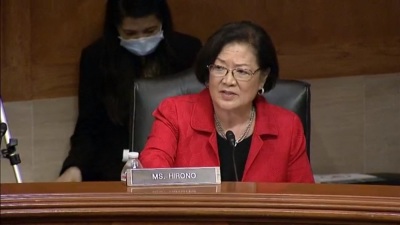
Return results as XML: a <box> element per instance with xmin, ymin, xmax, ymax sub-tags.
<box><xmin>207</xmin><ymin>64</ymin><xmax>260</xmax><ymax>81</ymax></box>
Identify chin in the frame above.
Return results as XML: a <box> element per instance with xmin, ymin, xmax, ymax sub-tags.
<box><xmin>214</xmin><ymin>100</ymin><xmax>239</xmax><ymax>112</ymax></box>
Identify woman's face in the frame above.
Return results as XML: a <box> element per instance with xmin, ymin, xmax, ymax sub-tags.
<box><xmin>117</xmin><ymin>14</ymin><xmax>162</xmax><ymax>39</ymax></box>
<box><xmin>208</xmin><ymin>42</ymin><xmax>267</xmax><ymax>113</ymax></box>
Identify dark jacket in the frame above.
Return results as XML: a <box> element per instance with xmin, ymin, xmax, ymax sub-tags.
<box><xmin>60</xmin><ymin>32</ymin><xmax>202</xmax><ymax>181</ymax></box>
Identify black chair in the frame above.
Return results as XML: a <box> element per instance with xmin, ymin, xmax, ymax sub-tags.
<box><xmin>130</xmin><ymin>69</ymin><xmax>311</xmax><ymax>158</ymax></box>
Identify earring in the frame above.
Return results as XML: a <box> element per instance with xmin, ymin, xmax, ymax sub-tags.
<box><xmin>258</xmin><ymin>88</ymin><xmax>265</xmax><ymax>95</ymax></box>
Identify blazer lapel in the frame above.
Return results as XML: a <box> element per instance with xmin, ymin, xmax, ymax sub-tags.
<box><xmin>191</xmin><ymin>89</ymin><xmax>219</xmax><ymax>160</ymax></box>
<box><xmin>243</xmin><ymin>96</ymin><xmax>278</xmax><ymax>179</ymax></box>
<box><xmin>190</xmin><ymin>91</ymin><xmax>280</xmax><ymax>175</ymax></box>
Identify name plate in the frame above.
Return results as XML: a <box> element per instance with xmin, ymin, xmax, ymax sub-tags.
<box><xmin>126</xmin><ymin>167</ymin><xmax>221</xmax><ymax>186</ymax></box>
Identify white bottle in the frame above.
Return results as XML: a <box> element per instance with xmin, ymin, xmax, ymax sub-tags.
<box><xmin>120</xmin><ymin>152</ymin><xmax>142</xmax><ymax>183</ymax></box>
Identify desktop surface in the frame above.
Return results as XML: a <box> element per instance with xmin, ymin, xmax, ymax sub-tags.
<box><xmin>1</xmin><ymin>182</ymin><xmax>400</xmax><ymax>224</ymax></box>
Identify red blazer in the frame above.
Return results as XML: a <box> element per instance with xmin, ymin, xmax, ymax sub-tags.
<box><xmin>140</xmin><ymin>89</ymin><xmax>314</xmax><ymax>183</ymax></box>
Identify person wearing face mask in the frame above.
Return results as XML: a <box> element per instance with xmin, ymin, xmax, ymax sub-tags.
<box><xmin>118</xmin><ymin>26</ymin><xmax>164</xmax><ymax>56</ymax></box>
<box><xmin>57</xmin><ymin>0</ymin><xmax>202</xmax><ymax>182</ymax></box>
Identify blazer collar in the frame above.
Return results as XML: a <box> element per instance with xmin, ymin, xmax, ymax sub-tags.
<box><xmin>253</xmin><ymin>95</ymin><xmax>279</xmax><ymax>137</ymax></box>
<box><xmin>191</xmin><ymin>89</ymin><xmax>215</xmax><ymax>133</ymax></box>
<box><xmin>191</xmin><ymin>89</ymin><xmax>279</xmax><ymax>137</ymax></box>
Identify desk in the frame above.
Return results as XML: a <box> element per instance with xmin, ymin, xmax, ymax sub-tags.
<box><xmin>1</xmin><ymin>182</ymin><xmax>400</xmax><ymax>224</ymax></box>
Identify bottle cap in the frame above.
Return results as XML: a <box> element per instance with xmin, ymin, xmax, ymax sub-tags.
<box><xmin>128</xmin><ymin>151</ymin><xmax>139</xmax><ymax>159</ymax></box>
<box><xmin>122</xmin><ymin>149</ymin><xmax>130</xmax><ymax>162</ymax></box>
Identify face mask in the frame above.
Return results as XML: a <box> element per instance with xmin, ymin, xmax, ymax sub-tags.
<box><xmin>119</xmin><ymin>30</ymin><xmax>164</xmax><ymax>56</ymax></box>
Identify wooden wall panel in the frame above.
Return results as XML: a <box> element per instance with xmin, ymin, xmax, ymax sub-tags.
<box><xmin>30</xmin><ymin>0</ymin><xmax>104</xmax><ymax>99</ymax></box>
<box><xmin>1</xmin><ymin>0</ymin><xmax>33</xmax><ymax>101</ymax></box>
<box><xmin>169</xmin><ymin>0</ymin><xmax>400</xmax><ymax>78</ymax></box>
<box><xmin>1</xmin><ymin>0</ymin><xmax>104</xmax><ymax>101</ymax></box>
<box><xmin>1</xmin><ymin>0</ymin><xmax>400</xmax><ymax>101</ymax></box>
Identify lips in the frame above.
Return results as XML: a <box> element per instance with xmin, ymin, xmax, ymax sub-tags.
<box><xmin>220</xmin><ymin>90</ymin><xmax>236</xmax><ymax>95</ymax></box>
<box><xmin>220</xmin><ymin>90</ymin><xmax>237</xmax><ymax>100</ymax></box>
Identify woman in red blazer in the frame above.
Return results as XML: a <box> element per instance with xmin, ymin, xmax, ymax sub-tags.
<box><xmin>140</xmin><ymin>21</ymin><xmax>314</xmax><ymax>183</ymax></box>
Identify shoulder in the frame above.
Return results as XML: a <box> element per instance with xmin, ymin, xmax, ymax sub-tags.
<box><xmin>154</xmin><ymin>90</ymin><xmax>213</xmax><ymax>132</ymax></box>
<box><xmin>156</xmin><ymin>90</ymin><xmax>209</xmax><ymax>118</ymax></box>
<box><xmin>168</xmin><ymin>32</ymin><xmax>202</xmax><ymax>47</ymax></box>
<box><xmin>166</xmin><ymin>31</ymin><xmax>202</xmax><ymax>55</ymax></box>
<box><xmin>158</xmin><ymin>92</ymin><xmax>200</xmax><ymax>110</ymax></box>
<box><xmin>270</xmin><ymin>103</ymin><xmax>298</xmax><ymax>119</ymax></box>
<box><xmin>77</xmin><ymin>39</ymin><xmax>106</xmax><ymax>79</ymax></box>
<box><xmin>81</xmin><ymin>38</ymin><xmax>104</xmax><ymax>58</ymax></box>
<box><xmin>256</xmin><ymin>97</ymin><xmax>303</xmax><ymax>128</ymax></box>
<box><xmin>153</xmin><ymin>92</ymin><xmax>201</xmax><ymax>127</ymax></box>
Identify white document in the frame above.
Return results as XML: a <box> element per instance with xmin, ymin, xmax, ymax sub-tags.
<box><xmin>314</xmin><ymin>173</ymin><xmax>383</xmax><ymax>184</ymax></box>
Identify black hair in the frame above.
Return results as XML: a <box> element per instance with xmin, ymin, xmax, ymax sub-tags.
<box><xmin>103</xmin><ymin>0</ymin><xmax>173</xmax><ymax>41</ymax></box>
<box><xmin>195</xmin><ymin>21</ymin><xmax>279</xmax><ymax>92</ymax></box>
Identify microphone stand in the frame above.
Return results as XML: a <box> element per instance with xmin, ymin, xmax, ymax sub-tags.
<box><xmin>0</xmin><ymin>98</ymin><xmax>23</xmax><ymax>183</ymax></box>
<box><xmin>226</xmin><ymin>130</ymin><xmax>239</xmax><ymax>181</ymax></box>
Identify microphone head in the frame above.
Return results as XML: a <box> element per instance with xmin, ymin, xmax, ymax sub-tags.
<box><xmin>0</xmin><ymin>122</ymin><xmax>6</xmax><ymax>132</ymax></box>
<box><xmin>225</xmin><ymin>130</ymin><xmax>236</xmax><ymax>147</ymax></box>
<box><xmin>0</xmin><ymin>122</ymin><xmax>7</xmax><ymax>138</ymax></box>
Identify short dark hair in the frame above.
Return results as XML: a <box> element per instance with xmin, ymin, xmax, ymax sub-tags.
<box><xmin>104</xmin><ymin>0</ymin><xmax>173</xmax><ymax>39</ymax></box>
<box><xmin>195</xmin><ymin>21</ymin><xmax>279</xmax><ymax>92</ymax></box>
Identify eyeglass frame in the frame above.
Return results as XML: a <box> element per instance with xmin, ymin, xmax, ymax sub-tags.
<box><xmin>207</xmin><ymin>64</ymin><xmax>261</xmax><ymax>81</ymax></box>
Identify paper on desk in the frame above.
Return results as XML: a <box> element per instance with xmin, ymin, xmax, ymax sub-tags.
<box><xmin>314</xmin><ymin>173</ymin><xmax>382</xmax><ymax>184</ymax></box>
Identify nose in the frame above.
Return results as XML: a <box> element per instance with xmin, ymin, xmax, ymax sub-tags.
<box><xmin>222</xmin><ymin>69</ymin><xmax>237</xmax><ymax>85</ymax></box>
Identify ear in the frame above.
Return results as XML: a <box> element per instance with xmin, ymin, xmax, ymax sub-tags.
<box><xmin>259</xmin><ymin>68</ymin><xmax>270</xmax><ymax>89</ymax></box>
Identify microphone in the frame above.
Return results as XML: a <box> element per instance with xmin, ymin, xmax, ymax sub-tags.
<box><xmin>225</xmin><ymin>130</ymin><xmax>239</xmax><ymax>181</ymax></box>
<box><xmin>226</xmin><ymin>130</ymin><xmax>236</xmax><ymax>147</ymax></box>
<box><xmin>0</xmin><ymin>123</ymin><xmax>7</xmax><ymax>141</ymax></box>
<box><xmin>0</xmin><ymin>122</ymin><xmax>7</xmax><ymax>151</ymax></box>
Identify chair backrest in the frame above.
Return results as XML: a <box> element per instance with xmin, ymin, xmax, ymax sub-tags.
<box><xmin>130</xmin><ymin>69</ymin><xmax>311</xmax><ymax>158</ymax></box>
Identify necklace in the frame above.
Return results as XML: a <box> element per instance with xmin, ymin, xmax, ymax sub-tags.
<box><xmin>214</xmin><ymin>106</ymin><xmax>255</xmax><ymax>146</ymax></box>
